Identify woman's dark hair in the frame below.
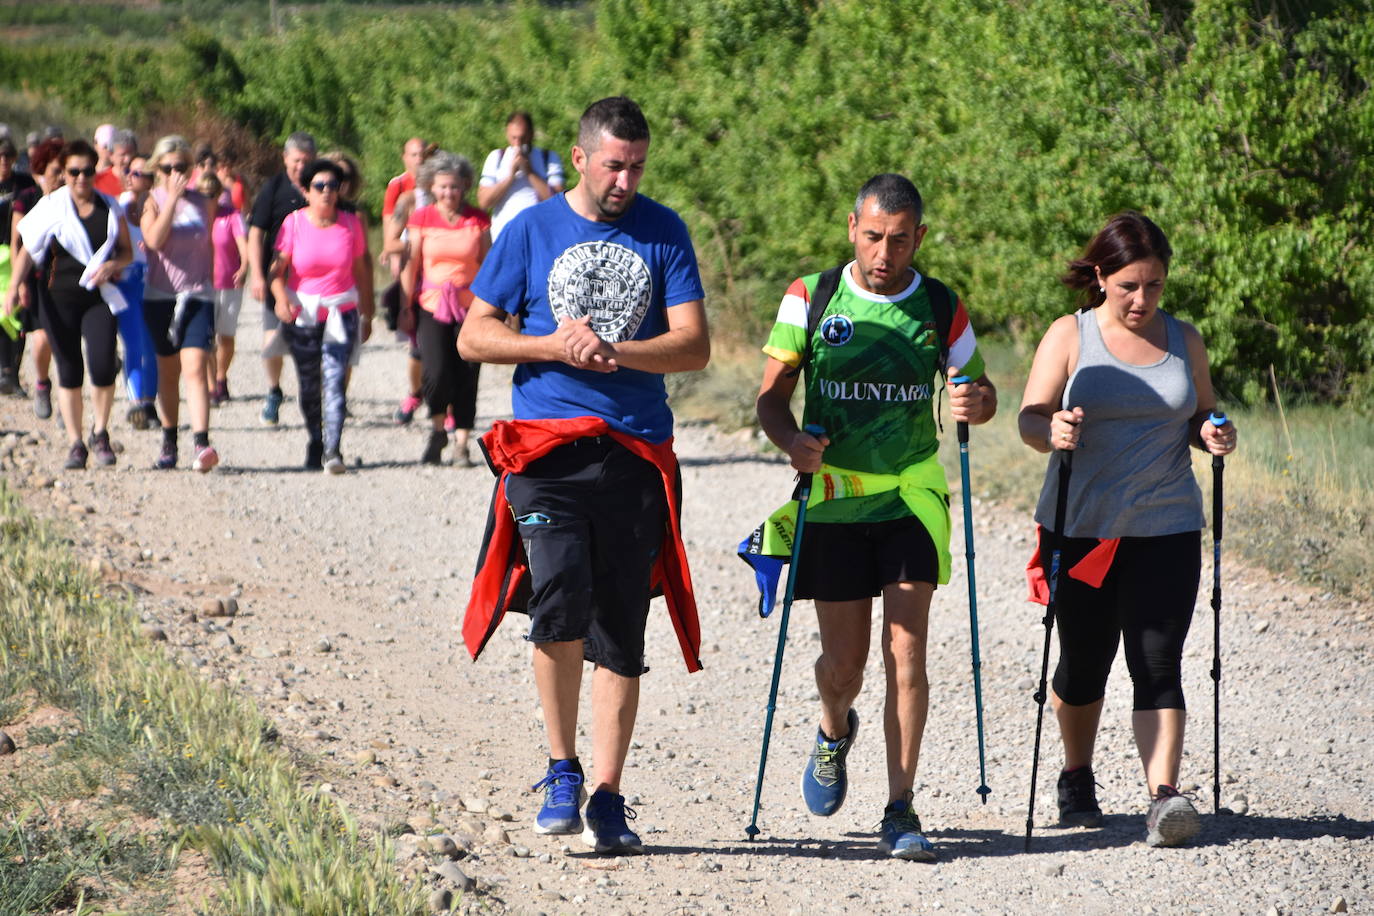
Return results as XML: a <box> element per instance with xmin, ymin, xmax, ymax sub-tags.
<box><xmin>301</xmin><ymin>159</ymin><xmax>344</xmax><ymax>187</ymax></box>
<box><xmin>60</xmin><ymin>138</ymin><xmax>99</xmax><ymax>167</ymax></box>
<box><xmin>30</xmin><ymin>137</ymin><xmax>66</xmax><ymax>175</ymax></box>
<box><xmin>1063</xmin><ymin>211</ymin><xmax>1173</xmax><ymax>309</ymax></box>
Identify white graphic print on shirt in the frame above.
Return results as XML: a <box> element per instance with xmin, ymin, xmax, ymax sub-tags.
<box><xmin>547</xmin><ymin>240</ymin><xmax>653</xmax><ymax>343</ymax></box>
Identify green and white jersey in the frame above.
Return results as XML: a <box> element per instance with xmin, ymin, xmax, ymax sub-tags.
<box><xmin>763</xmin><ymin>263</ymin><xmax>985</xmax><ymax>523</ymax></box>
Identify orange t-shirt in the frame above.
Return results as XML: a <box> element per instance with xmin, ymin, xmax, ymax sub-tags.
<box><xmin>408</xmin><ymin>203</ymin><xmax>490</xmax><ymax>315</ymax></box>
<box><xmin>94</xmin><ymin>169</ymin><xmax>123</xmax><ymax>197</ymax></box>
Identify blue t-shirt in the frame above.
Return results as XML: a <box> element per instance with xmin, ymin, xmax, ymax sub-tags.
<box><xmin>470</xmin><ymin>192</ymin><xmax>705</xmax><ymax>443</ymax></box>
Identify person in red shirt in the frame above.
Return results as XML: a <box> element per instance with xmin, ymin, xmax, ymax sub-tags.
<box><xmin>93</xmin><ymin>127</ymin><xmax>134</xmax><ymax>197</ymax></box>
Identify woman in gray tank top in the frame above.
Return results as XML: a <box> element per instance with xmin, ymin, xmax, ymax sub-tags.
<box><xmin>1017</xmin><ymin>212</ymin><xmax>1237</xmax><ymax>848</ymax></box>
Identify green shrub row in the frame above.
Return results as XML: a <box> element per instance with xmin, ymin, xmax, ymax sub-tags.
<box><xmin>1</xmin><ymin>0</ymin><xmax>1370</xmax><ymax>404</ymax></box>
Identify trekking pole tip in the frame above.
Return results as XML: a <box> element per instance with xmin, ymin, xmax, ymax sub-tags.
<box><xmin>744</xmin><ymin>824</ymin><xmax>760</xmax><ymax>841</ymax></box>
<box><xmin>977</xmin><ymin>784</ymin><xmax>991</xmax><ymax>804</ymax></box>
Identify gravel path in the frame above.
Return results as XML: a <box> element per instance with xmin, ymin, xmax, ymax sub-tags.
<box><xmin>3</xmin><ymin>331</ymin><xmax>1371</xmax><ymax>915</ymax></box>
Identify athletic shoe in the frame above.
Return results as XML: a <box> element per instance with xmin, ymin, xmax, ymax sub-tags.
<box><xmin>421</xmin><ymin>429</ymin><xmax>447</xmax><ymax>465</ymax></box>
<box><xmin>142</xmin><ymin>402</ymin><xmax>160</xmax><ymax>428</ymax></box>
<box><xmin>801</xmin><ymin>708</ymin><xmax>859</xmax><ymax>816</ymax></box>
<box><xmin>323</xmin><ymin>450</ymin><xmax>346</xmax><ymax>475</ymax></box>
<box><xmin>34</xmin><ymin>380</ymin><xmax>52</xmax><ymax>420</ymax></box>
<box><xmin>443</xmin><ymin>408</ymin><xmax>457</xmax><ymax>434</ymax></box>
<box><xmin>1057</xmin><ymin>765</ymin><xmax>1104</xmax><ymax>827</ymax></box>
<box><xmin>210</xmin><ymin>380</ymin><xmax>230</xmax><ymax>407</ymax></box>
<box><xmin>531</xmin><ymin>761</ymin><xmax>586</xmax><ymax>835</ymax></box>
<box><xmin>260</xmin><ymin>387</ymin><xmax>284</xmax><ymax>426</ymax></box>
<box><xmin>127</xmin><ymin>403</ymin><xmax>150</xmax><ymax>430</ymax></box>
<box><xmin>304</xmin><ymin>440</ymin><xmax>324</xmax><ymax>471</ymax></box>
<box><xmin>88</xmin><ymin>430</ymin><xmax>117</xmax><ymax>467</ymax></box>
<box><xmin>154</xmin><ymin>441</ymin><xmax>177</xmax><ymax>470</ymax></box>
<box><xmin>0</xmin><ymin>370</ymin><xmax>18</xmax><ymax>396</ymax></box>
<box><xmin>1145</xmin><ymin>784</ymin><xmax>1201</xmax><ymax>848</ymax></box>
<box><xmin>581</xmin><ymin>789</ymin><xmax>644</xmax><ymax>854</ymax></box>
<box><xmin>192</xmin><ymin>445</ymin><xmax>219</xmax><ymax>473</ymax></box>
<box><xmin>877</xmin><ymin>798</ymin><xmax>937</xmax><ymax>861</ymax></box>
<box><xmin>63</xmin><ymin>440</ymin><xmax>88</xmax><ymax>470</ymax></box>
<box><xmin>394</xmin><ymin>392</ymin><xmax>421</xmax><ymax>425</ymax></box>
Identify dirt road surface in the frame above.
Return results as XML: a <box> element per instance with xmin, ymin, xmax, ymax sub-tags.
<box><xmin>4</xmin><ymin>333</ymin><xmax>1370</xmax><ymax>915</ymax></box>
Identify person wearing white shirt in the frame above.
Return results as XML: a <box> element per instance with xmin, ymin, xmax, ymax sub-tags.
<box><xmin>477</xmin><ymin>111</ymin><xmax>564</xmax><ymax>239</ymax></box>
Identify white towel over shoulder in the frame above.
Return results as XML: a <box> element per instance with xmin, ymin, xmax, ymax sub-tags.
<box><xmin>18</xmin><ymin>186</ymin><xmax>130</xmax><ymax>314</ymax></box>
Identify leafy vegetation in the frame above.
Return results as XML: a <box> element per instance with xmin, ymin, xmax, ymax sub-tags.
<box><xmin>1</xmin><ymin>0</ymin><xmax>1369</xmax><ymax>404</ymax></box>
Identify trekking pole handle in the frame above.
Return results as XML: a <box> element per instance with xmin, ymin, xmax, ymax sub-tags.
<box><xmin>1208</xmin><ymin>412</ymin><xmax>1227</xmax><ymax>470</ymax></box>
<box><xmin>951</xmin><ymin>375</ymin><xmax>972</xmax><ymax>444</ymax></box>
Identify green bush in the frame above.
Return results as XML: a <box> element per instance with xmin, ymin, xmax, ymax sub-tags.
<box><xmin>2</xmin><ymin>0</ymin><xmax>1370</xmax><ymax>404</ymax></box>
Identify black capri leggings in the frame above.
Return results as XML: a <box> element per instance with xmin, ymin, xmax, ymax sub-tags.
<box><xmin>1048</xmin><ymin>530</ymin><xmax>1201</xmax><ymax>711</ymax></box>
<box><xmin>39</xmin><ymin>287</ymin><xmax>119</xmax><ymax>389</ymax></box>
<box><xmin>415</xmin><ymin>308</ymin><xmax>480</xmax><ymax>428</ymax></box>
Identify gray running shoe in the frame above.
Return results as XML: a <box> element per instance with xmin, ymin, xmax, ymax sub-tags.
<box><xmin>1145</xmin><ymin>784</ymin><xmax>1201</xmax><ymax>847</ymax></box>
<box><xmin>34</xmin><ymin>380</ymin><xmax>52</xmax><ymax>419</ymax></box>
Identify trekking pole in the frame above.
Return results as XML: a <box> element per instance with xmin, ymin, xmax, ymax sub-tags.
<box><xmin>951</xmin><ymin>375</ymin><xmax>991</xmax><ymax>805</ymax></box>
<box><xmin>1025</xmin><ymin>448</ymin><xmax>1073</xmax><ymax>852</ymax></box>
<box><xmin>1209</xmin><ymin>412</ymin><xmax>1227</xmax><ymax>814</ymax></box>
<box><xmin>746</xmin><ymin>424</ymin><xmax>825</xmax><ymax>841</ymax></box>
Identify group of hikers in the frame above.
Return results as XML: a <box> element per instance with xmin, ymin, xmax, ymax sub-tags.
<box><xmin>2</xmin><ymin>95</ymin><xmax>1238</xmax><ymax>861</ymax></box>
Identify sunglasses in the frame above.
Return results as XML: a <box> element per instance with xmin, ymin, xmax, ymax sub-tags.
<box><xmin>129</xmin><ymin>170</ymin><xmax>152</xmax><ymax>180</ymax></box>
<box><xmin>311</xmin><ymin>180</ymin><xmax>341</xmax><ymax>192</ymax></box>
<box><xmin>158</xmin><ymin>162</ymin><xmax>190</xmax><ymax>174</ymax></box>
<box><xmin>67</xmin><ymin>166</ymin><xmax>97</xmax><ymax>178</ymax></box>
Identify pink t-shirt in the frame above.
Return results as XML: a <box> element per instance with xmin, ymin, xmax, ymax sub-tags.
<box><xmin>145</xmin><ymin>187</ymin><xmax>214</xmax><ymax>296</ymax></box>
<box><xmin>211</xmin><ymin>206</ymin><xmax>246</xmax><ymax>290</ymax></box>
<box><xmin>275</xmin><ymin>208</ymin><xmax>365</xmax><ymax>296</ymax></box>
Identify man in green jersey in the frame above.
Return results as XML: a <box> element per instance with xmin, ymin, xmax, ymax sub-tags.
<box><xmin>755</xmin><ymin>173</ymin><xmax>997</xmax><ymax>860</ymax></box>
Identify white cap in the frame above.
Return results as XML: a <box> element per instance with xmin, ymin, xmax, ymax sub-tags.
<box><xmin>94</xmin><ymin>123</ymin><xmax>116</xmax><ymax>149</ymax></box>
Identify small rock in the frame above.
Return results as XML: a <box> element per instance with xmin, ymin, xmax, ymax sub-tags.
<box><xmin>1230</xmin><ymin>798</ymin><xmax>1249</xmax><ymax>815</ymax></box>
<box><xmin>420</xmin><ymin>834</ymin><xmax>461</xmax><ymax>859</ymax></box>
<box><xmin>462</xmin><ymin>797</ymin><xmax>488</xmax><ymax>815</ymax></box>
<box><xmin>374</xmin><ymin>775</ymin><xmax>399</xmax><ymax>788</ymax></box>
<box><xmin>211</xmin><ymin>633</ymin><xmax>236</xmax><ymax>649</ymax></box>
<box><xmin>483</xmin><ymin>824</ymin><xmax>510</xmax><ymax>845</ymax></box>
<box><xmin>1331</xmin><ymin>896</ymin><xmax>1348</xmax><ymax>913</ymax></box>
<box><xmin>313</xmin><ymin>637</ymin><xmax>333</xmax><ymax>654</ymax></box>
<box><xmin>141</xmin><ymin>624</ymin><xmax>168</xmax><ymax>642</ymax></box>
<box><xmin>0</xmin><ymin>731</ymin><xmax>16</xmax><ymax>755</ymax></box>
<box><xmin>1043</xmin><ymin>862</ymin><xmax>1064</xmax><ymax>877</ymax></box>
<box><xmin>352</xmin><ymin>749</ymin><xmax>377</xmax><ymax>766</ymax></box>
<box><xmin>392</xmin><ymin>834</ymin><xmax>421</xmax><ymax>861</ymax></box>
<box><xmin>1253</xmin><ymin>619</ymin><xmax>1270</xmax><ymax>634</ymax></box>
<box><xmin>427</xmin><ymin>888</ymin><xmax>453</xmax><ymax>914</ymax></box>
<box><xmin>511</xmin><ymin>844</ymin><xmax>531</xmax><ymax>858</ymax></box>
<box><xmin>250</xmin><ymin>646</ymin><xmax>276</xmax><ymax>660</ymax></box>
<box><xmin>303</xmin><ymin>729</ymin><xmax>331</xmax><ymax>741</ymax></box>
<box><xmin>222</xmin><ymin>596</ymin><xmax>239</xmax><ymax>616</ymax></box>
<box><xmin>201</xmin><ymin>598</ymin><xmax>226</xmax><ymax>617</ymax></box>
<box><xmin>432</xmin><ymin>860</ymin><xmax>475</xmax><ymax>891</ymax></box>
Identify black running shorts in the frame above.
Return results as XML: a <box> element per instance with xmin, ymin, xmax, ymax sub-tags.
<box><xmin>793</xmin><ymin>515</ymin><xmax>939</xmax><ymax>602</ymax></box>
<box><xmin>503</xmin><ymin>436</ymin><xmax>669</xmax><ymax>677</ymax></box>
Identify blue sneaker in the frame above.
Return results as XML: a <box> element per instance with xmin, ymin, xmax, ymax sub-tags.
<box><xmin>581</xmin><ymin>789</ymin><xmax>645</xmax><ymax>854</ymax></box>
<box><xmin>878</xmin><ymin>798</ymin><xmax>936</xmax><ymax>861</ymax></box>
<box><xmin>532</xmin><ymin>760</ymin><xmax>585</xmax><ymax>835</ymax></box>
<box><xmin>801</xmin><ymin>708</ymin><xmax>858</xmax><ymax>816</ymax></box>
<box><xmin>261</xmin><ymin>387</ymin><xmax>284</xmax><ymax>426</ymax></box>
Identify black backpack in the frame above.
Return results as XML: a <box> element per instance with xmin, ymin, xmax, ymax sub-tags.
<box><xmin>792</xmin><ymin>264</ymin><xmax>956</xmax><ymax>380</ymax></box>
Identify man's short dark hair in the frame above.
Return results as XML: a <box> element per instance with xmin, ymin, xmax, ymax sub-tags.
<box><xmin>577</xmin><ymin>97</ymin><xmax>649</xmax><ymax>151</ymax></box>
<box><xmin>507</xmin><ymin>110</ymin><xmax>534</xmax><ymax>131</ymax></box>
<box><xmin>854</xmin><ymin>173</ymin><xmax>923</xmax><ymax>224</ymax></box>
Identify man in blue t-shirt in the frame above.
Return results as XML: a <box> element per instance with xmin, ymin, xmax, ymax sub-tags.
<box><xmin>460</xmin><ymin>96</ymin><xmax>709</xmax><ymax>855</ymax></box>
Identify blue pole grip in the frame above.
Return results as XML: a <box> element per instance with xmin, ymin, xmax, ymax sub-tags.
<box><xmin>951</xmin><ymin>376</ymin><xmax>972</xmax><ymax>444</ymax></box>
<box><xmin>1210</xmin><ymin>412</ymin><xmax>1228</xmax><ymax>427</ymax></box>
<box><xmin>803</xmin><ymin>423</ymin><xmax>826</xmax><ymax>438</ymax></box>
<box><xmin>950</xmin><ymin>375</ymin><xmax>972</xmax><ymax>385</ymax></box>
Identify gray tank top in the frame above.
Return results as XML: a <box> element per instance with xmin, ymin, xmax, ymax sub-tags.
<box><xmin>1034</xmin><ymin>309</ymin><xmax>1205</xmax><ymax>538</ymax></box>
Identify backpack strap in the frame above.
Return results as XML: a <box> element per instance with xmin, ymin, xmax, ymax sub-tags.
<box><xmin>787</xmin><ymin>264</ymin><xmax>846</xmax><ymax>378</ymax></box>
<box><xmin>922</xmin><ymin>275</ymin><xmax>955</xmax><ymax>381</ymax></box>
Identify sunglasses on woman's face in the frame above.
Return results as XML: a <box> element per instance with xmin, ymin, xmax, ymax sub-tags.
<box><xmin>311</xmin><ymin>180</ymin><xmax>340</xmax><ymax>192</ymax></box>
<box><xmin>158</xmin><ymin>162</ymin><xmax>190</xmax><ymax>175</ymax></box>
<box><xmin>67</xmin><ymin>166</ymin><xmax>97</xmax><ymax>178</ymax></box>
<box><xmin>129</xmin><ymin>170</ymin><xmax>152</xmax><ymax>180</ymax></box>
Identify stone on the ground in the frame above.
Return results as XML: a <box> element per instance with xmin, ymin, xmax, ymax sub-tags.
<box><xmin>141</xmin><ymin>624</ymin><xmax>168</xmax><ymax>641</ymax></box>
<box><xmin>432</xmin><ymin>860</ymin><xmax>475</xmax><ymax>891</ymax></box>
<box><xmin>201</xmin><ymin>598</ymin><xmax>226</xmax><ymax>617</ymax></box>
<box><xmin>0</xmin><ymin>731</ymin><xmax>16</xmax><ymax>755</ymax></box>
<box><xmin>1331</xmin><ymin>897</ymin><xmax>1348</xmax><ymax>913</ymax></box>
<box><xmin>314</xmin><ymin>637</ymin><xmax>333</xmax><ymax>653</ymax></box>
<box><xmin>421</xmin><ymin>834</ymin><xmax>462</xmax><ymax>859</ymax></box>
<box><xmin>352</xmin><ymin>749</ymin><xmax>377</xmax><ymax>766</ymax></box>
<box><xmin>427</xmin><ymin>887</ymin><xmax>453</xmax><ymax>913</ymax></box>
<box><xmin>483</xmin><ymin>824</ymin><xmax>510</xmax><ymax>845</ymax></box>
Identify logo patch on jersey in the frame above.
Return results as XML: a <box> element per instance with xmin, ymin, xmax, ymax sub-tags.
<box><xmin>820</xmin><ymin>314</ymin><xmax>854</xmax><ymax>347</ymax></box>
<box><xmin>547</xmin><ymin>241</ymin><xmax>653</xmax><ymax>343</ymax></box>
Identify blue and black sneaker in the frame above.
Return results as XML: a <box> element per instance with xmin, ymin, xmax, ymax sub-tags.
<box><xmin>877</xmin><ymin>797</ymin><xmax>936</xmax><ymax>861</ymax></box>
<box><xmin>532</xmin><ymin>760</ymin><xmax>586</xmax><ymax>835</ymax></box>
<box><xmin>581</xmin><ymin>789</ymin><xmax>645</xmax><ymax>854</ymax></box>
<box><xmin>801</xmin><ymin>708</ymin><xmax>859</xmax><ymax>816</ymax></box>
<box><xmin>260</xmin><ymin>387</ymin><xmax>284</xmax><ymax>426</ymax></box>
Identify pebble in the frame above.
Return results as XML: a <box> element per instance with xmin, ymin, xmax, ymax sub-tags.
<box><xmin>1331</xmin><ymin>897</ymin><xmax>1348</xmax><ymax>913</ymax></box>
<box><xmin>511</xmin><ymin>844</ymin><xmax>531</xmax><ymax>858</ymax></box>
<box><xmin>1043</xmin><ymin>862</ymin><xmax>1064</xmax><ymax>877</ymax></box>
<box><xmin>483</xmin><ymin>824</ymin><xmax>510</xmax><ymax>845</ymax></box>
<box><xmin>432</xmin><ymin>860</ymin><xmax>475</xmax><ymax>892</ymax></box>
<box><xmin>201</xmin><ymin>598</ymin><xmax>226</xmax><ymax>617</ymax></box>
<box><xmin>420</xmin><ymin>834</ymin><xmax>462</xmax><ymax>859</ymax></box>
<box><xmin>141</xmin><ymin>624</ymin><xmax>168</xmax><ymax>642</ymax></box>
<box><xmin>0</xmin><ymin>731</ymin><xmax>15</xmax><ymax>755</ymax></box>
<box><xmin>427</xmin><ymin>888</ymin><xmax>453</xmax><ymax>914</ymax></box>
<box><xmin>373</xmin><ymin>775</ymin><xmax>399</xmax><ymax>788</ymax></box>
<box><xmin>211</xmin><ymin>633</ymin><xmax>236</xmax><ymax>649</ymax></box>
<box><xmin>462</xmin><ymin>797</ymin><xmax>488</xmax><ymax>815</ymax></box>
<box><xmin>1253</xmin><ymin>619</ymin><xmax>1270</xmax><ymax>634</ymax></box>
<box><xmin>303</xmin><ymin>729</ymin><xmax>331</xmax><ymax>741</ymax></box>
<box><xmin>249</xmin><ymin>646</ymin><xmax>276</xmax><ymax>660</ymax></box>
<box><xmin>314</xmin><ymin>637</ymin><xmax>333</xmax><ymax>653</ymax></box>
<box><xmin>352</xmin><ymin>749</ymin><xmax>377</xmax><ymax>766</ymax></box>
